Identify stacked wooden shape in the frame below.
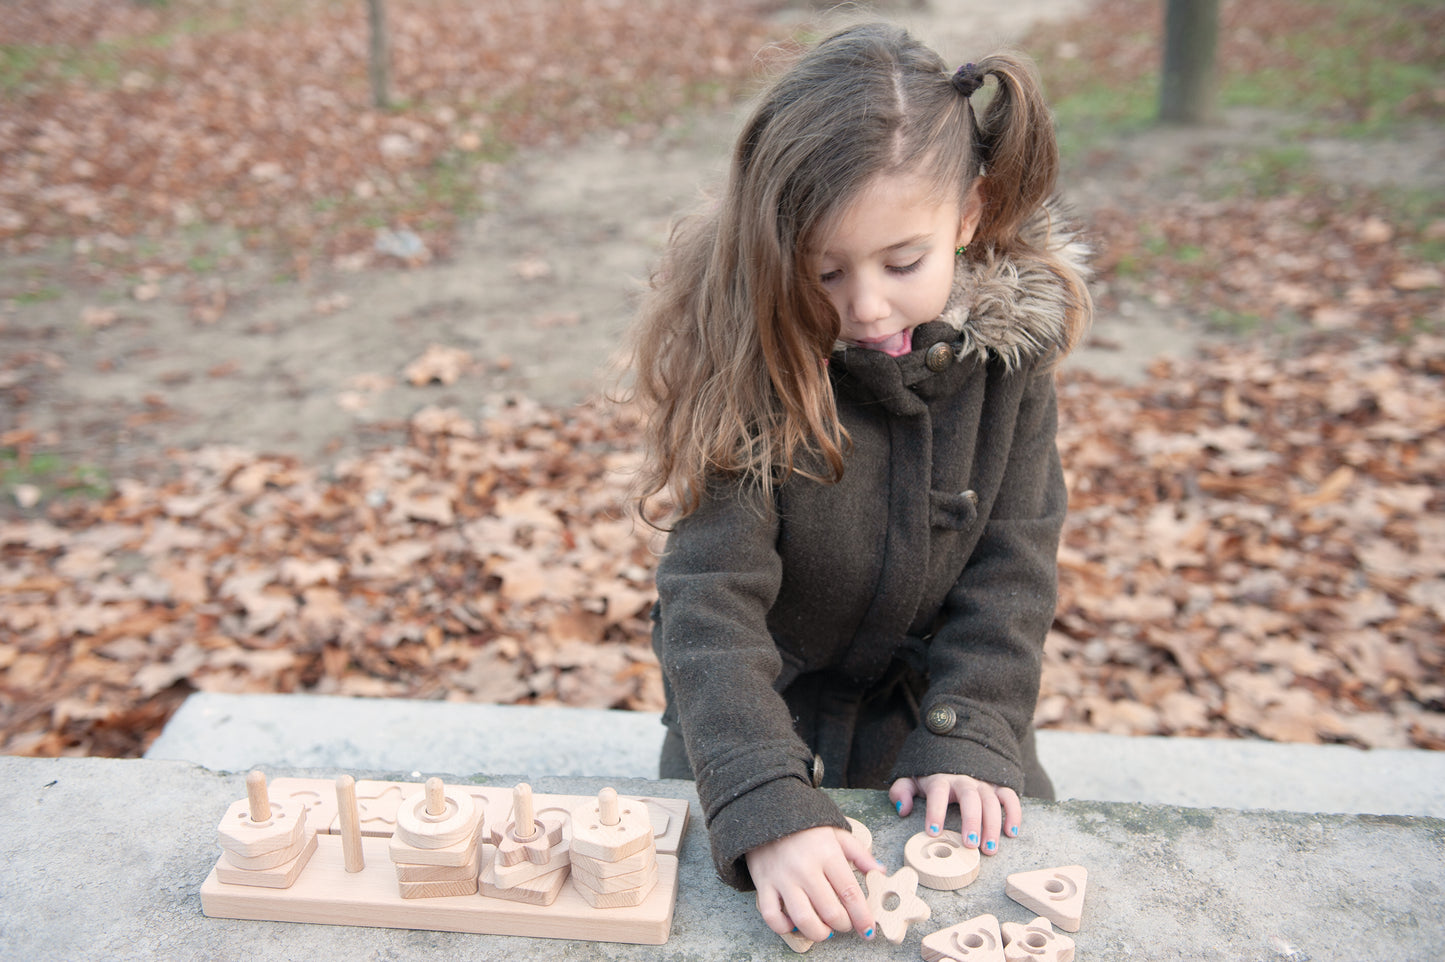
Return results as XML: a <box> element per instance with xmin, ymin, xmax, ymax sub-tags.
<box><xmin>215</xmin><ymin>771</ymin><xmax>317</xmax><ymax>888</ymax></box>
<box><xmin>387</xmin><ymin>777</ymin><xmax>485</xmax><ymax>899</ymax></box>
<box><xmin>479</xmin><ymin>783</ymin><xmax>572</xmax><ymax>906</ymax></box>
<box><xmin>568</xmin><ymin>788</ymin><xmax>658</xmax><ymax>908</ymax></box>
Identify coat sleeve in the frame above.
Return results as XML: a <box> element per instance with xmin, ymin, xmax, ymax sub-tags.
<box><xmin>654</xmin><ymin>481</ymin><xmax>849</xmax><ymax>890</ymax></box>
<box><xmin>890</xmin><ymin>366</ymin><xmax>1066</xmax><ymax>794</ymax></box>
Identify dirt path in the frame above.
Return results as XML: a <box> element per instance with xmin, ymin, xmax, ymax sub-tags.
<box><xmin>2</xmin><ymin>0</ymin><xmax>1195</xmax><ymax>477</ymax></box>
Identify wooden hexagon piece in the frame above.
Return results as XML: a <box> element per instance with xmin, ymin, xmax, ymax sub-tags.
<box><xmin>216</xmin><ymin>796</ymin><xmax>308</xmax><ymax>858</ymax></box>
<box><xmin>863</xmin><ymin>865</ymin><xmax>931</xmax><ymax>944</ymax></box>
<box><xmin>572</xmin><ymin>860</ymin><xmax>659</xmax><ymax>908</ymax></box>
<box><xmin>570</xmin><ymin>788</ymin><xmax>652</xmax><ymax>863</ymax></box>
<box><xmin>1005</xmin><ymin>865</ymin><xmax>1087</xmax><ymax>933</ymax></box>
<box><xmin>1001</xmin><ymin>917</ymin><xmax>1075</xmax><ymax>962</ymax></box>
<box><xmin>922</xmin><ymin>914</ymin><xmax>1005</xmax><ymax>962</ymax></box>
<box><xmin>904</xmin><ymin>829</ymin><xmax>981</xmax><ymax>890</ymax></box>
<box><xmin>214</xmin><ymin>832</ymin><xmax>317</xmax><ymax>889</ymax></box>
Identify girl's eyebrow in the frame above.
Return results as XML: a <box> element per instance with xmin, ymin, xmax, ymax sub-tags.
<box><xmin>822</xmin><ymin>233</ymin><xmax>933</xmax><ymax>259</ymax></box>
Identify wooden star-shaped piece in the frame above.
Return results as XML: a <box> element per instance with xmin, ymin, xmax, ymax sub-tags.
<box><xmin>864</xmin><ymin>865</ymin><xmax>932</xmax><ymax>943</ymax></box>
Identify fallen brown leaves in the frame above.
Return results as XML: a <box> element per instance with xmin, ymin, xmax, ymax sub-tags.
<box><xmin>1046</xmin><ymin>336</ymin><xmax>1445</xmax><ymax>750</ymax></box>
<box><xmin>3</xmin><ymin>337</ymin><xmax>1443</xmax><ymax>757</ymax></box>
<box><xmin>0</xmin><ymin>0</ymin><xmax>778</xmax><ymax>270</ymax></box>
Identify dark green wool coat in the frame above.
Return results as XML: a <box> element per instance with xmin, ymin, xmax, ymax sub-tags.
<box><xmin>651</xmin><ymin>219</ymin><xmax>1085</xmax><ymax>891</ymax></box>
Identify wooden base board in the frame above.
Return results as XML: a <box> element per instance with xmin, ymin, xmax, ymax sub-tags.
<box><xmin>201</xmin><ymin>780</ymin><xmax>689</xmax><ymax>946</ymax></box>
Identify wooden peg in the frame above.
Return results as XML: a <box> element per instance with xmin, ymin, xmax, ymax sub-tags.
<box><xmin>1005</xmin><ymin>865</ymin><xmax>1088</xmax><ymax>933</ymax></box>
<box><xmin>424</xmin><ymin>777</ymin><xmax>446</xmax><ymax>818</ymax></box>
<box><xmin>336</xmin><ymin>775</ymin><xmax>364</xmax><ymax>873</ymax></box>
<box><xmin>512</xmin><ymin>783</ymin><xmax>537</xmax><ymax>841</ymax></box>
<box><xmin>247</xmin><ymin>770</ymin><xmax>271</xmax><ymax>822</ymax></box>
<box><xmin>598</xmin><ymin>787</ymin><xmax>620</xmax><ymax>826</ymax></box>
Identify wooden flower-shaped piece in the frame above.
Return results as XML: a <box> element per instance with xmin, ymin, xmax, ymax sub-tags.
<box><xmin>863</xmin><ymin>865</ymin><xmax>931</xmax><ymax>943</ymax></box>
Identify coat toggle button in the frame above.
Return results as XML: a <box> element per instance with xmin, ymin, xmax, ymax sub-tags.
<box><xmin>925</xmin><ymin>704</ymin><xmax>957</xmax><ymax>734</ymax></box>
<box><xmin>925</xmin><ymin>342</ymin><xmax>954</xmax><ymax>372</ymax></box>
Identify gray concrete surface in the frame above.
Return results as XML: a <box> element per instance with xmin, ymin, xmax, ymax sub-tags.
<box><xmin>147</xmin><ymin>692</ymin><xmax>1445</xmax><ymax>817</ymax></box>
<box><xmin>2</xmin><ymin>755</ymin><xmax>1441</xmax><ymax>961</ymax></box>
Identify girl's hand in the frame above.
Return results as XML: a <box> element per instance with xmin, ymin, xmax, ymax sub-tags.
<box><xmin>745</xmin><ymin>824</ymin><xmax>884</xmax><ymax>943</ymax></box>
<box><xmin>888</xmin><ymin>774</ymin><xmax>1022</xmax><ymax>855</ymax></box>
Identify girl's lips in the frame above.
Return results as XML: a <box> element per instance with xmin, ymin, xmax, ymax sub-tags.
<box><xmin>848</xmin><ymin>328</ymin><xmax>913</xmax><ymax>357</ymax></box>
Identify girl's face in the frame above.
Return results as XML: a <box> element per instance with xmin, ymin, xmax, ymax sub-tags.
<box><xmin>817</xmin><ymin>172</ymin><xmax>981</xmax><ymax>357</ymax></box>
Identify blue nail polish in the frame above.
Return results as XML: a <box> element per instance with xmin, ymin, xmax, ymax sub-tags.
<box><xmin>985</xmin><ymin>840</ymin><xmax>996</xmax><ymax>853</ymax></box>
<box><xmin>929</xmin><ymin>824</ymin><xmax>939</xmax><ymax>834</ymax></box>
<box><xmin>1009</xmin><ymin>825</ymin><xmax>1020</xmax><ymax>837</ymax></box>
<box><xmin>967</xmin><ymin>832</ymin><xmax>979</xmax><ymax>845</ymax></box>
<box><xmin>895</xmin><ymin>800</ymin><xmax>903</xmax><ymax>814</ymax></box>
<box><xmin>864</xmin><ymin>927</ymin><xmax>875</xmax><ymax>939</ymax></box>
<box><xmin>826</xmin><ymin>932</ymin><xmax>834</xmax><ymax>940</ymax></box>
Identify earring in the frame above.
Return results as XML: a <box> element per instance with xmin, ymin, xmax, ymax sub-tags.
<box><xmin>955</xmin><ymin>244</ymin><xmax>968</xmax><ymax>257</ymax></box>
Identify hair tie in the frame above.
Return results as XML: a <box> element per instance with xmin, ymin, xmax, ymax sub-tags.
<box><xmin>951</xmin><ymin>62</ymin><xmax>985</xmax><ymax>98</ymax></box>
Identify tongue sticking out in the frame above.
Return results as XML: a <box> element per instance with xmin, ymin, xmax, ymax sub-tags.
<box><xmin>873</xmin><ymin>328</ymin><xmax>913</xmax><ymax>357</ymax></box>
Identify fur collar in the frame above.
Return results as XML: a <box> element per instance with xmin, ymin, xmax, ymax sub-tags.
<box><xmin>831</xmin><ymin>199</ymin><xmax>1090</xmax><ymax>371</ymax></box>
<box><xmin>937</xmin><ymin>199</ymin><xmax>1090</xmax><ymax>371</ymax></box>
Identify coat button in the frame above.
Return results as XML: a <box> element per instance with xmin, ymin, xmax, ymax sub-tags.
<box><xmin>925</xmin><ymin>342</ymin><xmax>953</xmax><ymax>372</ymax></box>
<box><xmin>925</xmin><ymin>705</ymin><xmax>957</xmax><ymax>734</ymax></box>
<box><xmin>811</xmin><ymin>754</ymin><xmax>826</xmax><ymax>788</ymax></box>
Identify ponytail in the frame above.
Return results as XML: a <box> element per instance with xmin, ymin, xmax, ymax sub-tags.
<box><xmin>970</xmin><ymin>52</ymin><xmax>1059</xmax><ymax>253</ymax></box>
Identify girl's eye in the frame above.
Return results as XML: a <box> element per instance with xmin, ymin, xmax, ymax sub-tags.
<box><xmin>888</xmin><ymin>257</ymin><xmax>925</xmax><ymax>276</ymax></box>
<box><xmin>820</xmin><ymin>269</ymin><xmax>842</xmax><ymax>284</ymax></box>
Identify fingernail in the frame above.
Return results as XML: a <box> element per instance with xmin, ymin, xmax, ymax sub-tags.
<box><xmin>1009</xmin><ymin>825</ymin><xmax>1020</xmax><ymax>837</ymax></box>
<box><xmin>895</xmin><ymin>799</ymin><xmax>903</xmax><ymax>814</ymax></box>
<box><xmin>864</xmin><ymin>927</ymin><xmax>875</xmax><ymax>939</ymax></box>
<box><xmin>967</xmin><ymin>832</ymin><xmax>978</xmax><ymax>845</ymax></box>
<box><xmin>929</xmin><ymin>824</ymin><xmax>940</xmax><ymax>835</ymax></box>
<box><xmin>826</xmin><ymin>932</ymin><xmax>834</xmax><ymax>940</ymax></box>
<box><xmin>985</xmin><ymin>840</ymin><xmax>996</xmax><ymax>853</ymax></box>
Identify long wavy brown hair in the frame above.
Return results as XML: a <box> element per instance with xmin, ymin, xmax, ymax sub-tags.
<box><xmin>625</xmin><ymin>22</ymin><xmax>1087</xmax><ymax>524</ymax></box>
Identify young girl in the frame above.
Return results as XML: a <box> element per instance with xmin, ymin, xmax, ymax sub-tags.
<box><xmin>626</xmin><ymin>21</ymin><xmax>1090</xmax><ymax>943</ymax></box>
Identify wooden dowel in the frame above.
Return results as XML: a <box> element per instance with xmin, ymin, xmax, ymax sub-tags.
<box><xmin>246</xmin><ymin>770</ymin><xmax>271</xmax><ymax>822</ymax></box>
<box><xmin>598</xmin><ymin>787</ymin><xmax>619</xmax><ymax>827</ymax></box>
<box><xmin>425</xmin><ymin>777</ymin><xmax>446</xmax><ymax>817</ymax></box>
<box><xmin>336</xmin><ymin>775</ymin><xmax>364</xmax><ymax>873</ymax></box>
<box><xmin>513</xmin><ymin>783</ymin><xmax>536</xmax><ymax>840</ymax></box>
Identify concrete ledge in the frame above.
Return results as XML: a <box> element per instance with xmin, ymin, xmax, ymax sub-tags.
<box><xmin>3</xmin><ymin>755</ymin><xmax>1442</xmax><ymax>961</ymax></box>
<box><xmin>147</xmin><ymin>692</ymin><xmax>1445</xmax><ymax>817</ymax></box>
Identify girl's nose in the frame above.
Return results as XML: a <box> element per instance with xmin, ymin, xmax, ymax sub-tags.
<box><xmin>848</xmin><ymin>281</ymin><xmax>889</xmax><ymax>324</ymax></box>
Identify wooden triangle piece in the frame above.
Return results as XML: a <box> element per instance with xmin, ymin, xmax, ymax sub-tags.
<box><xmin>921</xmin><ymin>913</ymin><xmax>1005</xmax><ymax>961</ymax></box>
<box><xmin>1005</xmin><ymin>865</ymin><xmax>1087</xmax><ymax>933</ymax></box>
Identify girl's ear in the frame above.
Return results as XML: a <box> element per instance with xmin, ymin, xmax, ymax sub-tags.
<box><xmin>955</xmin><ymin>181</ymin><xmax>985</xmax><ymax>248</ymax></box>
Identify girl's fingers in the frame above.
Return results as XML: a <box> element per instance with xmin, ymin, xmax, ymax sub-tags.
<box><xmin>837</xmin><ymin>825</ymin><xmax>885</xmax><ymax>875</ymax></box>
<box><xmin>958</xmin><ymin>783</ymin><xmax>983</xmax><ymax>849</ymax></box>
<box><xmin>999</xmin><ymin>786</ymin><xmax>1023</xmax><ymax>839</ymax></box>
<box><xmin>888</xmin><ymin>777</ymin><xmax>918</xmax><ymax>817</ymax></box>
<box><xmin>923</xmin><ymin>779</ymin><xmax>955</xmax><ymax>836</ymax></box>
<box><xmin>821</xmin><ymin>854</ymin><xmax>876</xmax><ymax>939</ymax></box>
<box><xmin>756</xmin><ymin>886</ymin><xmax>794</xmax><ymax>937</ymax></box>
<box><xmin>979</xmin><ymin>790</ymin><xmax>1002</xmax><ymax>855</ymax></box>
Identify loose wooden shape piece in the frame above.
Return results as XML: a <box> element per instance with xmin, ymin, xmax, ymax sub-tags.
<box><xmin>863</xmin><ymin>866</ymin><xmax>931</xmax><ymax>944</ymax></box>
<box><xmin>1000</xmin><ymin>917</ymin><xmax>1075</xmax><ymax>962</ymax></box>
<box><xmin>1005</xmin><ymin>865</ymin><xmax>1087</xmax><ymax>933</ymax></box>
<box><xmin>571</xmin><ymin>788</ymin><xmax>652</xmax><ymax>862</ymax></box>
<box><xmin>846</xmin><ymin>817</ymin><xmax>873</xmax><ymax>856</ymax></box>
<box><xmin>779</xmin><ymin>929</ymin><xmax>814</xmax><ymax>953</ymax></box>
<box><xmin>336</xmin><ymin>775</ymin><xmax>365</xmax><ymax>873</ymax></box>
<box><xmin>922</xmin><ymin>914</ymin><xmax>1006</xmax><ymax>962</ymax></box>
<box><xmin>904</xmin><ymin>829</ymin><xmax>981</xmax><ymax>890</ymax></box>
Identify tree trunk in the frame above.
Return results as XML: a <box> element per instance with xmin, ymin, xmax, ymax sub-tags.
<box><xmin>366</xmin><ymin>0</ymin><xmax>391</xmax><ymax>109</ymax></box>
<box><xmin>1158</xmin><ymin>0</ymin><xmax>1219</xmax><ymax>124</ymax></box>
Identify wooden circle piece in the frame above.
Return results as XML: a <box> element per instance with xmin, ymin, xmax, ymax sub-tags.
<box><xmin>904</xmin><ymin>829</ymin><xmax>981</xmax><ymax>890</ymax></box>
<box><xmin>395</xmin><ymin>784</ymin><xmax>477</xmax><ymax>849</ymax></box>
